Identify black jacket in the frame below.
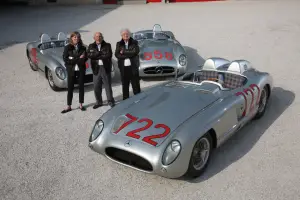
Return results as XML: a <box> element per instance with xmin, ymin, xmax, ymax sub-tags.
<box><xmin>63</xmin><ymin>43</ymin><xmax>87</xmax><ymax>74</ymax></box>
<box><xmin>115</xmin><ymin>37</ymin><xmax>140</xmax><ymax>74</ymax></box>
<box><xmin>87</xmin><ymin>40</ymin><xmax>112</xmax><ymax>75</ymax></box>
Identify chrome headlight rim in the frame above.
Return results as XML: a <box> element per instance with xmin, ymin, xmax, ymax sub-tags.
<box><xmin>179</xmin><ymin>54</ymin><xmax>187</xmax><ymax>66</ymax></box>
<box><xmin>89</xmin><ymin>119</ymin><xmax>104</xmax><ymax>142</ymax></box>
<box><xmin>55</xmin><ymin>66</ymin><xmax>66</xmax><ymax>80</ymax></box>
<box><xmin>162</xmin><ymin>140</ymin><xmax>182</xmax><ymax>166</ymax></box>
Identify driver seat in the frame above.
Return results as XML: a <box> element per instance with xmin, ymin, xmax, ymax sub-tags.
<box><xmin>202</xmin><ymin>58</ymin><xmax>218</xmax><ymax>70</ymax></box>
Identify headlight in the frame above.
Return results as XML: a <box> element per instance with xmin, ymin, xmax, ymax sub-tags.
<box><xmin>179</xmin><ymin>54</ymin><xmax>187</xmax><ymax>66</ymax></box>
<box><xmin>55</xmin><ymin>67</ymin><xmax>66</xmax><ymax>80</ymax></box>
<box><xmin>89</xmin><ymin>120</ymin><xmax>104</xmax><ymax>142</ymax></box>
<box><xmin>162</xmin><ymin>140</ymin><xmax>181</xmax><ymax>165</ymax></box>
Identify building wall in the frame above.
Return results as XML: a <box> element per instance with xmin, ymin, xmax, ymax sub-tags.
<box><xmin>28</xmin><ymin>0</ymin><xmax>104</xmax><ymax>5</ymax></box>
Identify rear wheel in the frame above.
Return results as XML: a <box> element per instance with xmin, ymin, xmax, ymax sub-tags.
<box><xmin>253</xmin><ymin>85</ymin><xmax>269</xmax><ymax>119</ymax></box>
<box><xmin>46</xmin><ymin>67</ymin><xmax>60</xmax><ymax>91</ymax></box>
<box><xmin>185</xmin><ymin>132</ymin><xmax>213</xmax><ymax>178</ymax></box>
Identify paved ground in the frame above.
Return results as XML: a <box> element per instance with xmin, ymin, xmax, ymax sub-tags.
<box><xmin>1</xmin><ymin>1</ymin><xmax>300</xmax><ymax>200</ymax></box>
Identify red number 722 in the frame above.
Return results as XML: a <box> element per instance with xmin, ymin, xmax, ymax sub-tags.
<box><xmin>235</xmin><ymin>84</ymin><xmax>260</xmax><ymax>117</ymax></box>
<box><xmin>113</xmin><ymin>113</ymin><xmax>171</xmax><ymax>147</ymax></box>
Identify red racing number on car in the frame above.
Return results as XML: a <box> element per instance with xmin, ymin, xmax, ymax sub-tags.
<box><xmin>144</xmin><ymin>50</ymin><xmax>173</xmax><ymax>61</ymax></box>
<box><xmin>31</xmin><ymin>48</ymin><xmax>38</xmax><ymax>64</ymax></box>
<box><xmin>113</xmin><ymin>113</ymin><xmax>171</xmax><ymax>146</ymax></box>
<box><xmin>235</xmin><ymin>84</ymin><xmax>261</xmax><ymax>117</ymax></box>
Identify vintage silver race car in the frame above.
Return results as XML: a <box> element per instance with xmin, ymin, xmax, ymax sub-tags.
<box><xmin>131</xmin><ymin>24</ymin><xmax>187</xmax><ymax>77</ymax></box>
<box><xmin>88</xmin><ymin>57</ymin><xmax>273</xmax><ymax>179</ymax></box>
<box><xmin>26</xmin><ymin>32</ymin><xmax>115</xmax><ymax>91</ymax></box>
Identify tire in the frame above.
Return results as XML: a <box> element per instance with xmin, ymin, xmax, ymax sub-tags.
<box><xmin>185</xmin><ymin>132</ymin><xmax>213</xmax><ymax>178</ymax></box>
<box><xmin>253</xmin><ymin>85</ymin><xmax>269</xmax><ymax>120</ymax></box>
<box><xmin>27</xmin><ymin>51</ymin><xmax>38</xmax><ymax>71</ymax></box>
<box><xmin>46</xmin><ymin>67</ymin><xmax>60</xmax><ymax>91</ymax></box>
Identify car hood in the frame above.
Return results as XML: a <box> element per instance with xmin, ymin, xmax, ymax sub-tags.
<box><xmin>110</xmin><ymin>81</ymin><xmax>220</xmax><ymax>147</ymax></box>
<box><xmin>139</xmin><ymin>39</ymin><xmax>180</xmax><ymax>62</ymax></box>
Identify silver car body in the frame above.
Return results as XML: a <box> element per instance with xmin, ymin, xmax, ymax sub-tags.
<box><xmin>88</xmin><ymin>57</ymin><xmax>273</xmax><ymax>179</ymax></box>
<box><xmin>131</xmin><ymin>24</ymin><xmax>187</xmax><ymax>77</ymax></box>
<box><xmin>26</xmin><ymin>32</ymin><xmax>115</xmax><ymax>91</ymax></box>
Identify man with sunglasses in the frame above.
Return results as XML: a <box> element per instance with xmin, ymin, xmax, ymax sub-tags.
<box><xmin>87</xmin><ymin>32</ymin><xmax>115</xmax><ymax>108</ymax></box>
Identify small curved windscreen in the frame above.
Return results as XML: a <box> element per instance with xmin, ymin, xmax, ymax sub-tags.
<box><xmin>133</xmin><ymin>31</ymin><xmax>170</xmax><ymax>41</ymax></box>
<box><xmin>40</xmin><ymin>40</ymin><xmax>66</xmax><ymax>50</ymax></box>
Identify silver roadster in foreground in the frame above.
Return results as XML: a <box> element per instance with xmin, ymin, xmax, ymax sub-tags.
<box><xmin>26</xmin><ymin>32</ymin><xmax>115</xmax><ymax>91</ymax></box>
<box><xmin>88</xmin><ymin>57</ymin><xmax>273</xmax><ymax>179</ymax></box>
<box><xmin>132</xmin><ymin>24</ymin><xmax>187</xmax><ymax>77</ymax></box>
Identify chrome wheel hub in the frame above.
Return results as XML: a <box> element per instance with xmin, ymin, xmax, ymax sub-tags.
<box><xmin>192</xmin><ymin>137</ymin><xmax>210</xmax><ymax>170</ymax></box>
<box><xmin>258</xmin><ymin>89</ymin><xmax>267</xmax><ymax>113</ymax></box>
<box><xmin>48</xmin><ymin>70</ymin><xmax>54</xmax><ymax>87</ymax></box>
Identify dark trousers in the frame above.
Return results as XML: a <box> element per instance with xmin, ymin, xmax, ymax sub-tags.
<box><xmin>120</xmin><ymin>66</ymin><xmax>141</xmax><ymax>100</ymax></box>
<box><xmin>93</xmin><ymin>65</ymin><xmax>114</xmax><ymax>104</ymax></box>
<box><xmin>67</xmin><ymin>66</ymin><xmax>85</xmax><ymax>106</ymax></box>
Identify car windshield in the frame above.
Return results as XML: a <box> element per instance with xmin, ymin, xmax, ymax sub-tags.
<box><xmin>40</xmin><ymin>40</ymin><xmax>66</xmax><ymax>50</ymax></box>
<box><xmin>133</xmin><ymin>31</ymin><xmax>170</xmax><ymax>41</ymax></box>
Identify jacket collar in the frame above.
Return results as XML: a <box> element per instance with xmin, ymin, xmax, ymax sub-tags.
<box><xmin>94</xmin><ymin>40</ymin><xmax>106</xmax><ymax>46</ymax></box>
<box><xmin>119</xmin><ymin>37</ymin><xmax>133</xmax><ymax>45</ymax></box>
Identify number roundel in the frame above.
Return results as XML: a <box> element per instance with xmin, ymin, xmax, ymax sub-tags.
<box><xmin>113</xmin><ymin>113</ymin><xmax>171</xmax><ymax>146</ymax></box>
<box><xmin>143</xmin><ymin>50</ymin><xmax>173</xmax><ymax>61</ymax></box>
<box><xmin>144</xmin><ymin>52</ymin><xmax>152</xmax><ymax>60</ymax></box>
<box><xmin>235</xmin><ymin>84</ymin><xmax>260</xmax><ymax>117</ymax></box>
<box><xmin>154</xmin><ymin>50</ymin><xmax>162</xmax><ymax>59</ymax></box>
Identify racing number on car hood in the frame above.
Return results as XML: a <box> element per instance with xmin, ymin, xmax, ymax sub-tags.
<box><xmin>144</xmin><ymin>50</ymin><xmax>173</xmax><ymax>61</ymax></box>
<box><xmin>113</xmin><ymin>113</ymin><xmax>171</xmax><ymax>146</ymax></box>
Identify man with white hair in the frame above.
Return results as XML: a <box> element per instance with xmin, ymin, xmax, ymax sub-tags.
<box><xmin>87</xmin><ymin>32</ymin><xmax>115</xmax><ymax>108</ymax></box>
<box><xmin>115</xmin><ymin>28</ymin><xmax>141</xmax><ymax>100</ymax></box>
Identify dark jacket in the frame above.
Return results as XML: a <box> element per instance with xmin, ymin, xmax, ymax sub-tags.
<box><xmin>63</xmin><ymin>43</ymin><xmax>87</xmax><ymax>75</ymax></box>
<box><xmin>115</xmin><ymin>37</ymin><xmax>140</xmax><ymax>74</ymax></box>
<box><xmin>87</xmin><ymin>40</ymin><xmax>112</xmax><ymax>75</ymax></box>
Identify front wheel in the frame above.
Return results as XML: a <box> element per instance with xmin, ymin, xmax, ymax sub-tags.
<box><xmin>47</xmin><ymin>68</ymin><xmax>60</xmax><ymax>91</ymax></box>
<box><xmin>253</xmin><ymin>85</ymin><xmax>269</xmax><ymax>120</ymax></box>
<box><xmin>185</xmin><ymin>132</ymin><xmax>213</xmax><ymax>178</ymax></box>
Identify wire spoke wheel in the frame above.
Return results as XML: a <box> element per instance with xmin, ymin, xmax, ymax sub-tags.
<box><xmin>192</xmin><ymin>137</ymin><xmax>210</xmax><ymax>170</ymax></box>
<box><xmin>258</xmin><ymin>88</ymin><xmax>267</xmax><ymax>113</ymax></box>
<box><xmin>47</xmin><ymin>70</ymin><xmax>55</xmax><ymax>87</ymax></box>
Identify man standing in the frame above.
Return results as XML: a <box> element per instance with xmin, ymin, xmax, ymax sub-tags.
<box><xmin>87</xmin><ymin>32</ymin><xmax>115</xmax><ymax>108</ymax></box>
<box><xmin>115</xmin><ymin>28</ymin><xmax>141</xmax><ymax>100</ymax></box>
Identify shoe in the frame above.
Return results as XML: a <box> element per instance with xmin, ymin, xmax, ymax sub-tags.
<box><xmin>61</xmin><ymin>107</ymin><xmax>71</xmax><ymax>114</ymax></box>
<box><xmin>80</xmin><ymin>106</ymin><xmax>86</xmax><ymax>111</ymax></box>
<box><xmin>79</xmin><ymin>104</ymin><xmax>86</xmax><ymax>111</ymax></box>
<box><xmin>108</xmin><ymin>102</ymin><xmax>115</xmax><ymax>108</ymax></box>
<box><xmin>93</xmin><ymin>104</ymin><xmax>102</xmax><ymax>109</ymax></box>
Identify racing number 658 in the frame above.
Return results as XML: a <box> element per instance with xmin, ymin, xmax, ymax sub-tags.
<box><xmin>144</xmin><ymin>50</ymin><xmax>173</xmax><ymax>60</ymax></box>
<box><xmin>113</xmin><ymin>113</ymin><xmax>171</xmax><ymax>146</ymax></box>
<box><xmin>236</xmin><ymin>84</ymin><xmax>261</xmax><ymax>117</ymax></box>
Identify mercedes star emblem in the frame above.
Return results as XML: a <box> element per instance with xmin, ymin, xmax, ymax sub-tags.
<box><xmin>124</xmin><ymin>140</ymin><xmax>132</xmax><ymax>147</ymax></box>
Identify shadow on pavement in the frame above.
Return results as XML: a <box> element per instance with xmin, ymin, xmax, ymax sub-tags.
<box><xmin>82</xmin><ymin>81</ymin><xmax>165</xmax><ymax>109</ymax></box>
<box><xmin>0</xmin><ymin>4</ymin><xmax>120</xmax><ymax>50</ymax></box>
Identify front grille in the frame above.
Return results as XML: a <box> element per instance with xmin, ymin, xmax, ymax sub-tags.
<box><xmin>144</xmin><ymin>66</ymin><xmax>175</xmax><ymax>74</ymax></box>
<box><xmin>105</xmin><ymin>147</ymin><xmax>153</xmax><ymax>172</ymax></box>
<box><xmin>74</xmin><ymin>74</ymin><xmax>93</xmax><ymax>84</ymax></box>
